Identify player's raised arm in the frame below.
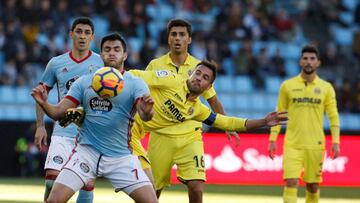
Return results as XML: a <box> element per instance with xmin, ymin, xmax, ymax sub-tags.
<box><xmin>31</xmin><ymin>84</ymin><xmax>77</xmax><ymax>121</ymax></box>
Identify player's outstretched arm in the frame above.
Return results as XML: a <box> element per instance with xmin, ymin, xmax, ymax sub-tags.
<box><xmin>31</xmin><ymin>84</ymin><xmax>77</xmax><ymax>121</ymax></box>
<box><xmin>245</xmin><ymin>112</ymin><xmax>288</xmax><ymax>130</ymax></box>
<box><xmin>136</xmin><ymin>94</ymin><xmax>154</xmax><ymax>122</ymax></box>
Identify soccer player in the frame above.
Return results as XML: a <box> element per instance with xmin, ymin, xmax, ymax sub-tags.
<box><xmin>268</xmin><ymin>45</ymin><xmax>340</xmax><ymax>203</ymax></box>
<box><xmin>31</xmin><ymin>33</ymin><xmax>157</xmax><ymax>203</ymax></box>
<box><xmin>144</xmin><ymin>18</ymin><xmax>239</xmax><ymax>202</ymax></box>
<box><xmin>34</xmin><ymin>17</ymin><xmax>103</xmax><ymax>202</ymax></box>
<box><xmin>128</xmin><ymin>60</ymin><xmax>287</xmax><ymax>203</ymax></box>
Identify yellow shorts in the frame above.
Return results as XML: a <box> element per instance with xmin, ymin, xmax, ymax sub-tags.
<box><xmin>148</xmin><ymin>131</ymin><xmax>205</xmax><ymax>190</ymax></box>
<box><xmin>283</xmin><ymin>147</ymin><xmax>325</xmax><ymax>183</ymax></box>
<box><xmin>131</xmin><ymin>115</ymin><xmax>151</xmax><ymax>169</ymax></box>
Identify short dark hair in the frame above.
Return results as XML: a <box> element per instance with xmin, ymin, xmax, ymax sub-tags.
<box><xmin>100</xmin><ymin>33</ymin><xmax>127</xmax><ymax>52</ymax></box>
<box><xmin>167</xmin><ymin>19</ymin><xmax>192</xmax><ymax>38</ymax></box>
<box><xmin>195</xmin><ymin>60</ymin><xmax>218</xmax><ymax>83</ymax></box>
<box><xmin>71</xmin><ymin>17</ymin><xmax>94</xmax><ymax>34</ymax></box>
<box><xmin>301</xmin><ymin>45</ymin><xmax>320</xmax><ymax>59</ymax></box>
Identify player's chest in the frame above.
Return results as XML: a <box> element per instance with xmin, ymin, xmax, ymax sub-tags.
<box><xmin>84</xmin><ymin>86</ymin><xmax>135</xmax><ymax>115</ymax></box>
<box><xmin>157</xmin><ymin>89</ymin><xmax>196</xmax><ymax>121</ymax></box>
<box><xmin>55</xmin><ymin>62</ymin><xmax>97</xmax><ymax>85</ymax></box>
<box><xmin>288</xmin><ymin>84</ymin><xmax>325</xmax><ymax>106</ymax></box>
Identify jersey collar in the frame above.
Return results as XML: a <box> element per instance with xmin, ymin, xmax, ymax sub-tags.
<box><xmin>296</xmin><ymin>74</ymin><xmax>319</xmax><ymax>84</ymax></box>
<box><xmin>165</xmin><ymin>52</ymin><xmax>192</xmax><ymax>67</ymax></box>
<box><xmin>69</xmin><ymin>50</ymin><xmax>92</xmax><ymax>64</ymax></box>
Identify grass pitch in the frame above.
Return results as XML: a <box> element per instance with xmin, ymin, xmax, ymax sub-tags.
<box><xmin>0</xmin><ymin>178</ymin><xmax>358</xmax><ymax>203</ymax></box>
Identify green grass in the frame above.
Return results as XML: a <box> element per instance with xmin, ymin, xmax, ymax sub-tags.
<box><xmin>0</xmin><ymin>178</ymin><xmax>359</xmax><ymax>203</ymax></box>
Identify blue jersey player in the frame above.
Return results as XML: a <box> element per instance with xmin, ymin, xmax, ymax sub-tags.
<box><xmin>34</xmin><ymin>17</ymin><xmax>103</xmax><ymax>202</ymax></box>
<box><xmin>32</xmin><ymin>33</ymin><xmax>158</xmax><ymax>203</ymax></box>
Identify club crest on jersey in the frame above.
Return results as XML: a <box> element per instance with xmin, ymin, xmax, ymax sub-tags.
<box><xmin>90</xmin><ymin>97</ymin><xmax>112</xmax><ymax>113</ymax></box>
<box><xmin>80</xmin><ymin>162</ymin><xmax>90</xmax><ymax>173</ymax></box>
<box><xmin>188</xmin><ymin>107</ymin><xmax>194</xmax><ymax>115</ymax></box>
<box><xmin>155</xmin><ymin>70</ymin><xmax>170</xmax><ymax>77</ymax></box>
<box><xmin>66</xmin><ymin>76</ymin><xmax>80</xmax><ymax>90</ymax></box>
<box><xmin>89</xmin><ymin>65</ymin><xmax>94</xmax><ymax>73</ymax></box>
<box><xmin>314</xmin><ymin>87</ymin><xmax>321</xmax><ymax>94</ymax></box>
<box><xmin>53</xmin><ymin>156</ymin><xmax>63</xmax><ymax>164</ymax></box>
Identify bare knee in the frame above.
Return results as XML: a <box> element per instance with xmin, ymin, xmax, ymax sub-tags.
<box><xmin>285</xmin><ymin>179</ymin><xmax>299</xmax><ymax>188</ymax></box>
<box><xmin>45</xmin><ymin>169</ymin><xmax>60</xmax><ymax>180</ymax></box>
<box><xmin>306</xmin><ymin>183</ymin><xmax>319</xmax><ymax>193</ymax></box>
<box><xmin>187</xmin><ymin>181</ymin><xmax>203</xmax><ymax>203</ymax></box>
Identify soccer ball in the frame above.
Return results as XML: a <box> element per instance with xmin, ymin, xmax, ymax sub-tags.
<box><xmin>91</xmin><ymin>67</ymin><xmax>124</xmax><ymax>98</ymax></box>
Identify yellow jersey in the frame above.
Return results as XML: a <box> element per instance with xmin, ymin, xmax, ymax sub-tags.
<box><xmin>128</xmin><ymin>69</ymin><xmax>247</xmax><ymax>133</ymax></box>
<box><xmin>270</xmin><ymin>75</ymin><xmax>340</xmax><ymax>149</ymax></box>
<box><xmin>145</xmin><ymin>53</ymin><xmax>215</xmax><ymax>136</ymax></box>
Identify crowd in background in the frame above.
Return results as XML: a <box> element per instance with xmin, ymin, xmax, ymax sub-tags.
<box><xmin>0</xmin><ymin>0</ymin><xmax>359</xmax><ymax>113</ymax></box>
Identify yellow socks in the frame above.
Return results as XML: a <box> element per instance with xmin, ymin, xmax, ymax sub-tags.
<box><xmin>283</xmin><ymin>187</ymin><xmax>297</xmax><ymax>203</ymax></box>
<box><xmin>305</xmin><ymin>190</ymin><xmax>320</xmax><ymax>203</ymax></box>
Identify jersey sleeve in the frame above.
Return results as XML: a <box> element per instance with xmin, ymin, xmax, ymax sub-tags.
<box><xmin>193</xmin><ymin>102</ymin><xmax>247</xmax><ymax>131</ymax></box>
<box><xmin>40</xmin><ymin>58</ymin><xmax>56</xmax><ymax>88</ymax></box>
<box><xmin>211</xmin><ymin>114</ymin><xmax>247</xmax><ymax>131</ymax></box>
<box><xmin>201</xmin><ymin>86</ymin><xmax>216</xmax><ymax>100</ymax></box>
<box><xmin>65</xmin><ymin>76</ymin><xmax>85</xmax><ymax>106</ymax></box>
<box><xmin>269</xmin><ymin>82</ymin><xmax>288</xmax><ymax>141</ymax></box>
<box><xmin>133</xmin><ymin>77</ymin><xmax>150</xmax><ymax>99</ymax></box>
<box><xmin>325</xmin><ymin>84</ymin><xmax>340</xmax><ymax>144</ymax></box>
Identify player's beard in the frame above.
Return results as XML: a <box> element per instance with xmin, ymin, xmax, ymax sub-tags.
<box><xmin>187</xmin><ymin>80</ymin><xmax>202</xmax><ymax>95</ymax></box>
<box><xmin>302</xmin><ymin>66</ymin><xmax>315</xmax><ymax>74</ymax></box>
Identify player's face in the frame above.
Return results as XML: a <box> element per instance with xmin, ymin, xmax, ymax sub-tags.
<box><xmin>101</xmin><ymin>40</ymin><xmax>128</xmax><ymax>69</ymax></box>
<box><xmin>300</xmin><ymin>52</ymin><xmax>320</xmax><ymax>75</ymax></box>
<box><xmin>187</xmin><ymin>65</ymin><xmax>213</xmax><ymax>94</ymax></box>
<box><xmin>168</xmin><ymin>26</ymin><xmax>192</xmax><ymax>55</ymax></box>
<box><xmin>70</xmin><ymin>24</ymin><xmax>94</xmax><ymax>52</ymax></box>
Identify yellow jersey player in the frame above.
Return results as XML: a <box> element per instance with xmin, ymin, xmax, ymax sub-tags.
<box><xmin>129</xmin><ymin>60</ymin><xmax>287</xmax><ymax>203</ymax></box>
<box><xmin>136</xmin><ymin>18</ymin><xmax>238</xmax><ymax>202</ymax></box>
<box><xmin>268</xmin><ymin>45</ymin><xmax>340</xmax><ymax>203</ymax></box>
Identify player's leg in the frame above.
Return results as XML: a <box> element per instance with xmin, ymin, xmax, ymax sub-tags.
<box><xmin>105</xmin><ymin>155</ymin><xmax>157</xmax><ymax>203</ymax></box>
<box><xmin>138</xmin><ymin>156</ymin><xmax>155</xmax><ymax>186</ymax></box>
<box><xmin>44</xmin><ymin>169</ymin><xmax>60</xmax><ymax>200</ymax></box>
<box><xmin>43</xmin><ymin>136</ymin><xmax>73</xmax><ymax>201</ymax></box>
<box><xmin>186</xmin><ymin>180</ymin><xmax>203</xmax><ymax>203</ymax></box>
<box><xmin>282</xmin><ymin>147</ymin><xmax>304</xmax><ymax>203</ymax></box>
<box><xmin>174</xmin><ymin>134</ymin><xmax>205</xmax><ymax>203</ymax></box>
<box><xmin>128</xmin><ymin>185</ymin><xmax>158</xmax><ymax>203</ymax></box>
<box><xmin>47</xmin><ymin>169</ymin><xmax>82</xmax><ymax>203</ymax></box>
<box><xmin>148</xmin><ymin>132</ymin><xmax>177</xmax><ymax>198</ymax></box>
<box><xmin>76</xmin><ymin>180</ymin><xmax>95</xmax><ymax>203</ymax></box>
<box><xmin>303</xmin><ymin>149</ymin><xmax>324</xmax><ymax>203</ymax></box>
<box><xmin>48</xmin><ymin>144</ymin><xmax>98</xmax><ymax>203</ymax></box>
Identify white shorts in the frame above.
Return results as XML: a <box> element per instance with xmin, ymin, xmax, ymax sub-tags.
<box><xmin>58</xmin><ymin>144</ymin><xmax>151</xmax><ymax>194</ymax></box>
<box><xmin>44</xmin><ymin>136</ymin><xmax>77</xmax><ymax>171</ymax></box>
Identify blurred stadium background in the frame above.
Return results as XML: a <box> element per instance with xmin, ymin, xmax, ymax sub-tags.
<box><xmin>0</xmin><ymin>0</ymin><xmax>359</xmax><ymax>202</ymax></box>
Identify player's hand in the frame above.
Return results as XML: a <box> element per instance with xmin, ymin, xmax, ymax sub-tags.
<box><xmin>34</xmin><ymin>126</ymin><xmax>48</xmax><ymax>151</ymax></box>
<box><xmin>31</xmin><ymin>84</ymin><xmax>48</xmax><ymax>105</ymax></box>
<box><xmin>268</xmin><ymin>141</ymin><xmax>277</xmax><ymax>160</ymax></box>
<box><xmin>139</xmin><ymin>94</ymin><xmax>154</xmax><ymax>114</ymax></box>
<box><xmin>331</xmin><ymin>143</ymin><xmax>340</xmax><ymax>159</ymax></box>
<box><xmin>265</xmin><ymin>111</ymin><xmax>288</xmax><ymax>127</ymax></box>
<box><xmin>59</xmin><ymin>107</ymin><xmax>85</xmax><ymax>127</ymax></box>
<box><xmin>226</xmin><ymin>131</ymin><xmax>240</xmax><ymax>147</ymax></box>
